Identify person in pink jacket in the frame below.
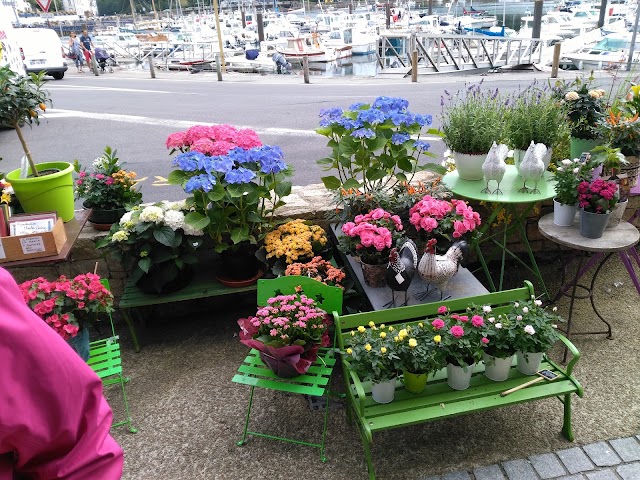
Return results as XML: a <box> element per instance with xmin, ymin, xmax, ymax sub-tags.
<box><xmin>0</xmin><ymin>267</ymin><xmax>124</xmax><ymax>479</ymax></box>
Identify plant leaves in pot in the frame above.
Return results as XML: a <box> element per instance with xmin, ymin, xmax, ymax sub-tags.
<box><xmin>0</xmin><ymin>66</ymin><xmax>76</xmax><ymax>221</ymax></box>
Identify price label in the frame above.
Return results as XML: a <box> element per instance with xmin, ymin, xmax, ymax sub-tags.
<box><xmin>20</xmin><ymin>236</ymin><xmax>46</xmax><ymax>254</ymax></box>
<box><xmin>0</xmin><ymin>239</ymin><xmax>6</xmax><ymax>260</ymax></box>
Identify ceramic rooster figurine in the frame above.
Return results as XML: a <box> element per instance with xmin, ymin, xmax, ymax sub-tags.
<box><xmin>481</xmin><ymin>142</ymin><xmax>509</xmax><ymax>194</ymax></box>
<box><xmin>416</xmin><ymin>238</ymin><xmax>468</xmax><ymax>301</ymax></box>
<box><xmin>384</xmin><ymin>239</ymin><xmax>418</xmax><ymax>307</ymax></box>
<box><xmin>518</xmin><ymin>141</ymin><xmax>548</xmax><ymax>194</ymax></box>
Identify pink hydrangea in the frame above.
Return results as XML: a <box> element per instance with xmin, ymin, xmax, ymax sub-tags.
<box><xmin>166</xmin><ymin>131</ymin><xmax>187</xmax><ymax>149</ymax></box>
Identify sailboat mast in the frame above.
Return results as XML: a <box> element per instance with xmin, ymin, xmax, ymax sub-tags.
<box><xmin>129</xmin><ymin>0</ymin><xmax>137</xmax><ymax>28</ymax></box>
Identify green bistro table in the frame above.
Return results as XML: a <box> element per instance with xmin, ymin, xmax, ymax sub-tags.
<box><xmin>442</xmin><ymin>165</ymin><xmax>556</xmax><ymax>299</ymax></box>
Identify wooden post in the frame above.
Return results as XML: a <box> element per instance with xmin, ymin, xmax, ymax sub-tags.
<box><xmin>92</xmin><ymin>55</ymin><xmax>99</xmax><ymax>76</ymax></box>
<box><xmin>428</xmin><ymin>0</ymin><xmax>433</xmax><ymax>15</ymax></box>
<box><xmin>411</xmin><ymin>50</ymin><xmax>418</xmax><ymax>82</ymax></box>
<box><xmin>241</xmin><ymin>10</ymin><xmax>246</xmax><ymax>28</ymax></box>
<box><xmin>551</xmin><ymin>42</ymin><xmax>561</xmax><ymax>78</ymax></box>
<box><xmin>216</xmin><ymin>55</ymin><xmax>223</xmax><ymax>81</ymax></box>
<box><xmin>257</xmin><ymin>12</ymin><xmax>264</xmax><ymax>43</ymax></box>
<box><xmin>386</xmin><ymin>3</ymin><xmax>391</xmax><ymax>28</ymax></box>
<box><xmin>303</xmin><ymin>56</ymin><xmax>310</xmax><ymax>84</ymax></box>
<box><xmin>149</xmin><ymin>54</ymin><xmax>156</xmax><ymax>78</ymax></box>
<box><xmin>597</xmin><ymin>0</ymin><xmax>607</xmax><ymax>28</ymax></box>
<box><xmin>532</xmin><ymin>0</ymin><xmax>543</xmax><ymax>39</ymax></box>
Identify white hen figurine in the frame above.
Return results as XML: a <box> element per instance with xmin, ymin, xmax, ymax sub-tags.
<box><xmin>518</xmin><ymin>141</ymin><xmax>547</xmax><ymax>194</ymax></box>
<box><xmin>481</xmin><ymin>142</ymin><xmax>509</xmax><ymax>194</ymax></box>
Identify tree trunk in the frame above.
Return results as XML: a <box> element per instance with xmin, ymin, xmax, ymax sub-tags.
<box><xmin>13</xmin><ymin>122</ymin><xmax>39</xmax><ymax>177</ymax></box>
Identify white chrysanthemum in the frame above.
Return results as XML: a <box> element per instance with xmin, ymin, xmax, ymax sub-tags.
<box><xmin>164</xmin><ymin>210</ymin><xmax>185</xmax><ymax>231</ymax></box>
<box><xmin>183</xmin><ymin>223</ymin><xmax>204</xmax><ymax>236</ymax></box>
<box><xmin>565</xmin><ymin>91</ymin><xmax>579</xmax><ymax>101</ymax></box>
<box><xmin>524</xmin><ymin>325</ymin><xmax>536</xmax><ymax>335</ymax></box>
<box><xmin>139</xmin><ymin>205</ymin><xmax>164</xmax><ymax>224</ymax></box>
<box><xmin>561</xmin><ymin>159</ymin><xmax>572</xmax><ymax>166</ymax></box>
<box><xmin>112</xmin><ymin>230</ymin><xmax>129</xmax><ymax>242</ymax></box>
<box><xmin>573</xmin><ymin>167</ymin><xmax>580</xmax><ymax>174</ymax></box>
<box><xmin>120</xmin><ymin>211</ymin><xmax>134</xmax><ymax>225</ymax></box>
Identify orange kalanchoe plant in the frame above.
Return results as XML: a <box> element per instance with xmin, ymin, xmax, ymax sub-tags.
<box><xmin>284</xmin><ymin>256</ymin><xmax>346</xmax><ymax>289</ymax></box>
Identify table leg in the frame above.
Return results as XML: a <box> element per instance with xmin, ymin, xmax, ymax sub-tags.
<box><xmin>513</xmin><ymin>211</ymin><xmax>550</xmax><ymax>300</ymax></box>
<box><xmin>620</xmin><ymin>248</ymin><xmax>640</xmax><ymax>295</ymax></box>
<box><xmin>562</xmin><ymin>253</ymin><xmax>584</xmax><ymax>363</ymax></box>
<box><xmin>588</xmin><ymin>252</ymin><xmax>614</xmax><ymax>340</ymax></box>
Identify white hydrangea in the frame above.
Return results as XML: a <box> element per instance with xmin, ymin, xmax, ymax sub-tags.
<box><xmin>183</xmin><ymin>223</ymin><xmax>204</xmax><ymax>236</ymax></box>
<box><xmin>112</xmin><ymin>230</ymin><xmax>129</xmax><ymax>242</ymax></box>
<box><xmin>139</xmin><ymin>205</ymin><xmax>164</xmax><ymax>224</ymax></box>
<box><xmin>120</xmin><ymin>211</ymin><xmax>134</xmax><ymax>225</ymax></box>
<box><xmin>524</xmin><ymin>325</ymin><xmax>536</xmax><ymax>335</ymax></box>
<box><xmin>165</xmin><ymin>199</ymin><xmax>187</xmax><ymax>211</ymax></box>
<box><xmin>164</xmin><ymin>210</ymin><xmax>185</xmax><ymax>231</ymax></box>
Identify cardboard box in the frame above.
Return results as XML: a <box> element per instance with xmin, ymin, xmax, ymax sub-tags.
<box><xmin>0</xmin><ymin>218</ymin><xmax>67</xmax><ymax>263</ymax></box>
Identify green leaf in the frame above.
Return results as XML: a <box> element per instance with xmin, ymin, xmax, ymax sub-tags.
<box><xmin>365</xmin><ymin>167</ymin><xmax>386</xmax><ymax>182</ymax></box>
<box><xmin>397</xmin><ymin>157</ymin><xmax>413</xmax><ymax>172</ymax></box>
<box><xmin>422</xmin><ymin>162</ymin><xmax>448</xmax><ymax>175</ymax></box>
<box><xmin>185</xmin><ymin>211</ymin><xmax>210</xmax><ymax>230</ymax></box>
<box><xmin>167</xmin><ymin>170</ymin><xmax>190</xmax><ymax>185</ymax></box>
<box><xmin>317</xmin><ymin>156</ymin><xmax>335</xmax><ymax>166</ymax></box>
<box><xmin>366</xmin><ymin>135</ymin><xmax>389</xmax><ymax>152</ymax></box>
<box><xmin>226</xmin><ymin>184</ymin><xmax>244</xmax><ymax>198</ymax></box>
<box><xmin>315</xmin><ymin>127</ymin><xmax>333</xmax><ymax>136</ymax></box>
<box><xmin>321</xmin><ymin>176</ymin><xmax>342</xmax><ymax>190</ymax></box>
<box><xmin>153</xmin><ymin>226</ymin><xmax>176</xmax><ymax>247</ymax></box>
<box><xmin>138</xmin><ymin>256</ymin><xmax>152</xmax><ymax>273</ymax></box>
<box><xmin>207</xmin><ymin>184</ymin><xmax>226</xmax><ymax>202</ymax></box>
<box><xmin>342</xmin><ymin>178</ymin><xmax>361</xmax><ymax>190</ymax></box>
<box><xmin>230</xmin><ymin>225</ymin><xmax>249</xmax><ymax>244</ymax></box>
<box><xmin>275</xmin><ymin>180</ymin><xmax>292</xmax><ymax>198</ymax></box>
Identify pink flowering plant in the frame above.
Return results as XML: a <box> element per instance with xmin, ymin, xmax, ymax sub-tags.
<box><xmin>18</xmin><ymin>273</ymin><xmax>114</xmax><ymax>340</ymax></box>
<box><xmin>430</xmin><ymin>305</ymin><xmax>488</xmax><ymax>368</ymax></box>
<box><xmin>74</xmin><ymin>146</ymin><xmax>142</xmax><ymax>210</ymax></box>
<box><xmin>167</xmin><ymin>124</ymin><xmax>292</xmax><ymax>252</ymax></box>
<box><xmin>506</xmin><ymin>297</ymin><xmax>563</xmax><ymax>354</ymax></box>
<box><xmin>237</xmin><ymin>289</ymin><xmax>331</xmax><ymax>375</ymax></box>
<box><xmin>577</xmin><ymin>179</ymin><xmax>618</xmax><ymax>214</ymax></box>
<box><xmin>408</xmin><ymin>195</ymin><xmax>481</xmax><ymax>242</ymax></box>
<box><xmin>340</xmin><ymin>208</ymin><xmax>404</xmax><ymax>265</ymax></box>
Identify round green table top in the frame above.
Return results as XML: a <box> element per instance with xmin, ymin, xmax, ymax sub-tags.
<box><xmin>442</xmin><ymin>165</ymin><xmax>557</xmax><ymax>204</ymax></box>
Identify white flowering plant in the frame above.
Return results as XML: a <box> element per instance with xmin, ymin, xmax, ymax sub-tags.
<box><xmin>554</xmin><ymin>157</ymin><xmax>595</xmax><ymax>206</ymax></box>
<box><xmin>96</xmin><ymin>200</ymin><xmax>205</xmax><ymax>292</ymax></box>
<box><xmin>505</xmin><ymin>297</ymin><xmax>564</xmax><ymax>354</ymax></box>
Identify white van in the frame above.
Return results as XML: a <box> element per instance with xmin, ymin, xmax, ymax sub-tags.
<box><xmin>12</xmin><ymin>28</ymin><xmax>68</xmax><ymax>79</ymax></box>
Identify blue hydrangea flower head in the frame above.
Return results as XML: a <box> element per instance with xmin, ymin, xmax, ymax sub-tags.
<box><xmin>413</xmin><ymin>140</ymin><xmax>431</xmax><ymax>152</ymax></box>
<box><xmin>253</xmin><ymin>145</ymin><xmax>288</xmax><ymax>174</ymax></box>
<box><xmin>184</xmin><ymin>173</ymin><xmax>217</xmax><ymax>193</ymax></box>
<box><xmin>351</xmin><ymin>128</ymin><xmax>376</xmax><ymax>139</ymax></box>
<box><xmin>226</xmin><ymin>147</ymin><xmax>250</xmax><ymax>165</ymax></box>
<box><xmin>210</xmin><ymin>156</ymin><xmax>235</xmax><ymax>174</ymax></box>
<box><xmin>357</xmin><ymin>108</ymin><xmax>387</xmax><ymax>125</ymax></box>
<box><xmin>319</xmin><ymin>107</ymin><xmax>344</xmax><ymax>127</ymax></box>
<box><xmin>392</xmin><ymin>132</ymin><xmax>410</xmax><ymax>145</ymax></box>
<box><xmin>372</xmin><ymin>96</ymin><xmax>409</xmax><ymax>113</ymax></box>
<box><xmin>225</xmin><ymin>167</ymin><xmax>256</xmax><ymax>184</ymax></box>
<box><xmin>349</xmin><ymin>102</ymin><xmax>366</xmax><ymax>111</ymax></box>
<box><xmin>173</xmin><ymin>151</ymin><xmax>207</xmax><ymax>172</ymax></box>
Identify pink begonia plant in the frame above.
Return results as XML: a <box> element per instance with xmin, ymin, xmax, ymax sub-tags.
<box><xmin>409</xmin><ymin>195</ymin><xmax>481</xmax><ymax>240</ymax></box>
<box><xmin>19</xmin><ymin>273</ymin><xmax>114</xmax><ymax>340</ymax></box>
<box><xmin>341</xmin><ymin>208</ymin><xmax>404</xmax><ymax>265</ymax></box>
<box><xmin>237</xmin><ymin>291</ymin><xmax>331</xmax><ymax>376</ymax></box>
<box><xmin>166</xmin><ymin>124</ymin><xmax>263</xmax><ymax>155</ymax></box>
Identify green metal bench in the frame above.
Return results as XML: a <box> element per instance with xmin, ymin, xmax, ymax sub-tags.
<box><xmin>334</xmin><ymin>281</ymin><xmax>583</xmax><ymax>480</ymax></box>
<box><xmin>232</xmin><ymin>276</ymin><xmax>343</xmax><ymax>462</ymax></box>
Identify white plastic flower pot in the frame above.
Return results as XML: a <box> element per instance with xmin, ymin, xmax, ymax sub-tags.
<box><xmin>516</xmin><ymin>351</ymin><xmax>544</xmax><ymax>376</ymax></box>
<box><xmin>371</xmin><ymin>379</ymin><xmax>396</xmax><ymax>403</ymax></box>
<box><xmin>453</xmin><ymin>152</ymin><xmax>486</xmax><ymax>181</ymax></box>
<box><xmin>553</xmin><ymin>199</ymin><xmax>578</xmax><ymax>227</ymax></box>
<box><xmin>446</xmin><ymin>363</ymin><xmax>474</xmax><ymax>391</ymax></box>
<box><xmin>483</xmin><ymin>353</ymin><xmax>513</xmax><ymax>382</ymax></box>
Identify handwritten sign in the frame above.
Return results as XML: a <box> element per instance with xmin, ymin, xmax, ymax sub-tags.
<box><xmin>10</xmin><ymin>219</ymin><xmax>54</xmax><ymax>236</ymax></box>
<box><xmin>20</xmin><ymin>236</ymin><xmax>46</xmax><ymax>255</ymax></box>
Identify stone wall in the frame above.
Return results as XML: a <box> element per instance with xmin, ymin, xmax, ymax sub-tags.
<box><xmin>4</xmin><ymin>179</ymin><xmax>639</xmax><ymax>304</ymax></box>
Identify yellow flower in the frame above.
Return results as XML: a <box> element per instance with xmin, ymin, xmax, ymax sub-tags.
<box><xmin>380</xmin><ymin>324</ymin><xmax>385</xmax><ymax>329</ymax></box>
<box><xmin>381</xmin><ymin>347</ymin><xmax>387</xmax><ymax>354</ymax></box>
<box><xmin>434</xmin><ymin>335</ymin><xmax>442</xmax><ymax>343</ymax></box>
<box><xmin>350</xmin><ymin>330</ymin><xmax>356</xmax><ymax>336</ymax></box>
<box><xmin>418</xmin><ymin>322</ymin><xmax>424</xmax><ymax>328</ymax></box>
<box><xmin>394</xmin><ymin>336</ymin><xmax>399</xmax><ymax>342</ymax></box>
<box><xmin>409</xmin><ymin>338</ymin><xmax>417</xmax><ymax>348</ymax></box>
<box><xmin>399</xmin><ymin>329</ymin><xmax>408</xmax><ymax>338</ymax></box>
<box><xmin>364</xmin><ymin>344</ymin><xmax>372</xmax><ymax>351</ymax></box>
<box><xmin>379</xmin><ymin>332</ymin><xmax>386</xmax><ymax>339</ymax></box>
<box><xmin>346</xmin><ymin>348</ymin><xmax>353</xmax><ymax>355</ymax></box>
<box><xmin>368</xmin><ymin>321</ymin><xmax>375</xmax><ymax>327</ymax></box>
<box><xmin>358</xmin><ymin>326</ymin><xmax>365</xmax><ymax>333</ymax></box>
<box><xmin>388</xmin><ymin>326</ymin><xmax>394</xmax><ymax>331</ymax></box>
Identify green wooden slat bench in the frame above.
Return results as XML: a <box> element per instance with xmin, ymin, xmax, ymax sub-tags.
<box><xmin>232</xmin><ymin>276</ymin><xmax>343</xmax><ymax>462</ymax></box>
<box><xmin>119</xmin><ymin>274</ymin><xmax>258</xmax><ymax>352</ymax></box>
<box><xmin>334</xmin><ymin>281</ymin><xmax>583</xmax><ymax>480</ymax></box>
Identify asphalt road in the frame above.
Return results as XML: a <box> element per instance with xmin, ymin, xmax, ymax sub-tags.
<box><xmin>0</xmin><ymin>67</ymin><xmax>614</xmax><ymax>204</ymax></box>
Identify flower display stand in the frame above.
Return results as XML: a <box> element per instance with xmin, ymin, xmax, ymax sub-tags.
<box><xmin>87</xmin><ymin>279</ymin><xmax>137</xmax><ymax>433</ymax></box>
<box><xmin>232</xmin><ymin>276</ymin><xmax>343</xmax><ymax>462</ymax></box>
<box><xmin>335</xmin><ymin>281</ymin><xmax>583</xmax><ymax>480</ymax></box>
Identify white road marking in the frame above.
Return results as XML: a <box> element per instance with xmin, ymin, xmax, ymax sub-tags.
<box><xmin>42</xmin><ymin>109</ymin><xmax>443</xmax><ymax>141</ymax></box>
<box><xmin>45</xmin><ymin>85</ymin><xmax>201</xmax><ymax>94</ymax></box>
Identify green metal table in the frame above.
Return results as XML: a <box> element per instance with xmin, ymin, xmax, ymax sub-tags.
<box><xmin>442</xmin><ymin>165</ymin><xmax>556</xmax><ymax>299</ymax></box>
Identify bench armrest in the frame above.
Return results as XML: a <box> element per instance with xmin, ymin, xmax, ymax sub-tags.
<box><xmin>342</xmin><ymin>358</ymin><xmax>366</xmax><ymax>416</ymax></box>
<box><xmin>557</xmin><ymin>334</ymin><xmax>580</xmax><ymax>376</ymax></box>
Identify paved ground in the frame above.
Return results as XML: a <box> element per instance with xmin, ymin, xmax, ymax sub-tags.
<box><xmin>101</xmin><ymin>238</ymin><xmax>640</xmax><ymax>480</ymax></box>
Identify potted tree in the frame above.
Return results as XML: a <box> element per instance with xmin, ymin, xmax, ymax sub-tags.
<box><xmin>0</xmin><ymin>66</ymin><xmax>76</xmax><ymax>221</ymax></box>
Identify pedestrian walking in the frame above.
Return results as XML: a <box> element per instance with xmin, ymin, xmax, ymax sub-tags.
<box><xmin>68</xmin><ymin>31</ymin><xmax>85</xmax><ymax>73</ymax></box>
<box><xmin>79</xmin><ymin>28</ymin><xmax>94</xmax><ymax>71</ymax></box>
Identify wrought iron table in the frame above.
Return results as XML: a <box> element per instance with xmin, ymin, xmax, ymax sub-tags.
<box><xmin>442</xmin><ymin>165</ymin><xmax>556</xmax><ymax>299</ymax></box>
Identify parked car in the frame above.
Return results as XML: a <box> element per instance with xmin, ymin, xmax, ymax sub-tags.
<box><xmin>12</xmin><ymin>28</ymin><xmax>68</xmax><ymax>79</ymax></box>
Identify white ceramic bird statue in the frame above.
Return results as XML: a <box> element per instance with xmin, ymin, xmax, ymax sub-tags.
<box><xmin>518</xmin><ymin>141</ymin><xmax>548</xmax><ymax>194</ymax></box>
<box><xmin>481</xmin><ymin>142</ymin><xmax>509</xmax><ymax>194</ymax></box>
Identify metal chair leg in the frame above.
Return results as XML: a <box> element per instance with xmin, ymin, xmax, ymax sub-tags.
<box><xmin>237</xmin><ymin>386</ymin><xmax>255</xmax><ymax>446</ymax></box>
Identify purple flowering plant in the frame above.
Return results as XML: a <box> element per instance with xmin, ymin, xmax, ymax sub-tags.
<box><xmin>316</xmin><ymin>96</ymin><xmax>446</xmax><ymax>210</ymax></box>
<box><xmin>167</xmin><ymin>126</ymin><xmax>293</xmax><ymax>252</ymax></box>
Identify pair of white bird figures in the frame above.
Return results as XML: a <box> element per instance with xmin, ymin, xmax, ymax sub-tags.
<box><xmin>481</xmin><ymin>141</ymin><xmax>549</xmax><ymax>195</ymax></box>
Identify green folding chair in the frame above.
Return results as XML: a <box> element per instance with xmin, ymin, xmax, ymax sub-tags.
<box><xmin>87</xmin><ymin>279</ymin><xmax>137</xmax><ymax>433</ymax></box>
<box><xmin>232</xmin><ymin>275</ymin><xmax>343</xmax><ymax>462</ymax></box>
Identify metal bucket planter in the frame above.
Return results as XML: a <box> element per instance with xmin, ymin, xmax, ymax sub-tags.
<box><xmin>579</xmin><ymin>210</ymin><xmax>610</xmax><ymax>239</ymax></box>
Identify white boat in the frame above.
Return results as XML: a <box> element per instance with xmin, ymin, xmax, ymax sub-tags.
<box><xmin>565</xmin><ymin>32</ymin><xmax>640</xmax><ymax>70</ymax></box>
<box><xmin>323</xmin><ymin>28</ymin><xmax>376</xmax><ymax>56</ymax></box>
<box><xmin>283</xmin><ymin>34</ymin><xmax>352</xmax><ymax>62</ymax></box>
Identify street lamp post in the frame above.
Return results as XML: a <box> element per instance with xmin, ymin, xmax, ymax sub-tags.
<box><xmin>627</xmin><ymin>3</ymin><xmax>640</xmax><ymax>71</ymax></box>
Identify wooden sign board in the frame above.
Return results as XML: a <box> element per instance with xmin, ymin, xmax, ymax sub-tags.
<box><xmin>0</xmin><ymin>218</ymin><xmax>66</xmax><ymax>263</ymax></box>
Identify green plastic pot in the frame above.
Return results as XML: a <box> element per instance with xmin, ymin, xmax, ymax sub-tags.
<box><xmin>569</xmin><ymin>137</ymin><xmax>601</xmax><ymax>160</ymax></box>
<box><xmin>402</xmin><ymin>369</ymin><xmax>428</xmax><ymax>394</ymax></box>
<box><xmin>5</xmin><ymin>162</ymin><xmax>76</xmax><ymax>222</ymax></box>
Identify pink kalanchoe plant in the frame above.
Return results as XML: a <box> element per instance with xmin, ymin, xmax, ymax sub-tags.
<box><xmin>409</xmin><ymin>195</ymin><xmax>481</xmax><ymax>240</ymax></box>
<box><xmin>577</xmin><ymin>179</ymin><xmax>618</xmax><ymax>213</ymax></box>
<box><xmin>19</xmin><ymin>273</ymin><xmax>114</xmax><ymax>339</ymax></box>
<box><xmin>340</xmin><ymin>208</ymin><xmax>404</xmax><ymax>265</ymax></box>
<box><xmin>237</xmin><ymin>291</ymin><xmax>331</xmax><ymax>376</ymax></box>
